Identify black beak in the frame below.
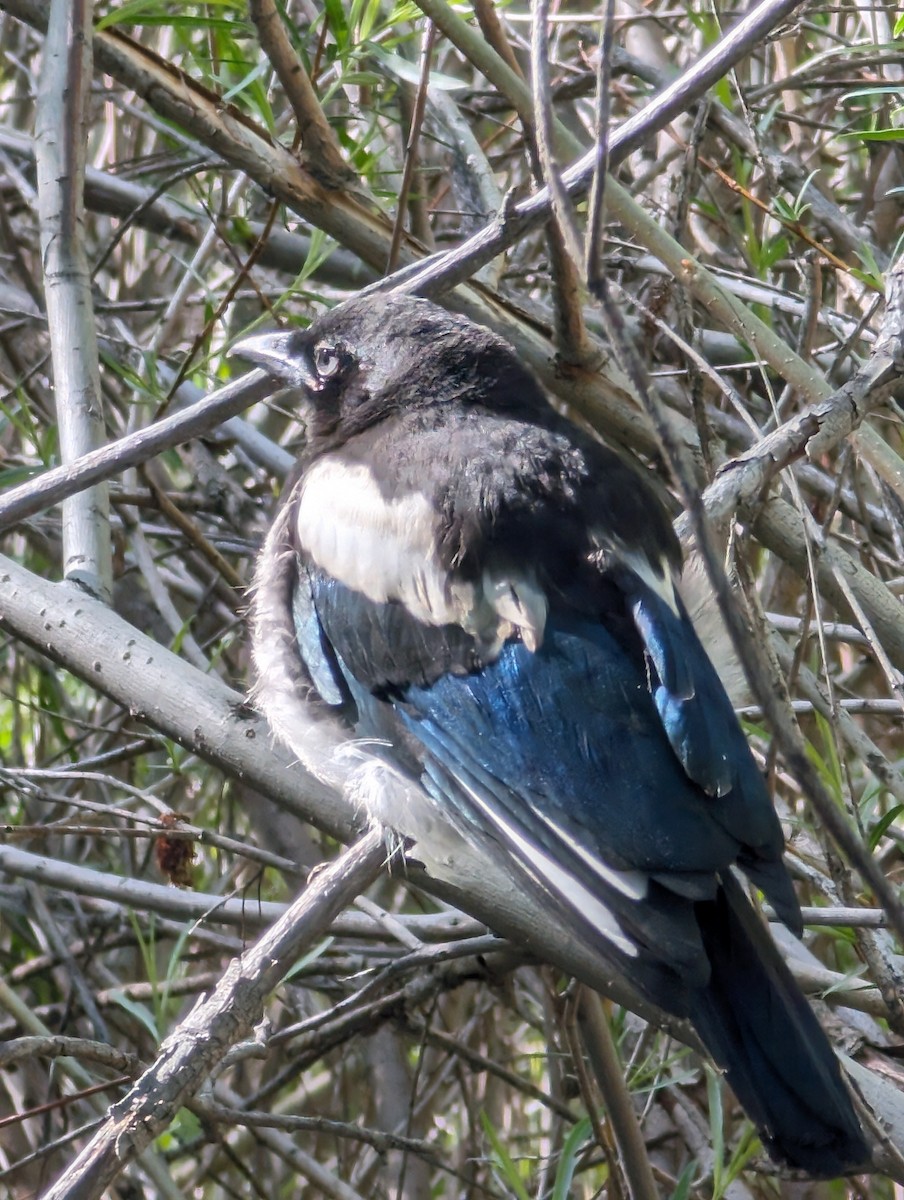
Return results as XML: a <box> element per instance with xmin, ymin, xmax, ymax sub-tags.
<box><xmin>231</xmin><ymin>330</ymin><xmax>318</xmax><ymax>390</ymax></box>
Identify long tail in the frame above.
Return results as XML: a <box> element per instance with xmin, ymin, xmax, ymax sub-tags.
<box><xmin>689</xmin><ymin>873</ymin><xmax>869</xmax><ymax>1175</ymax></box>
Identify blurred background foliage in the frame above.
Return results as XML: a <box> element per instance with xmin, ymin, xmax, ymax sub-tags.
<box><xmin>0</xmin><ymin>0</ymin><xmax>903</xmax><ymax>1197</ymax></box>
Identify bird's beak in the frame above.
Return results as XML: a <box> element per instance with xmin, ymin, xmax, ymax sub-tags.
<box><xmin>230</xmin><ymin>331</ymin><xmax>318</xmax><ymax>390</ymax></box>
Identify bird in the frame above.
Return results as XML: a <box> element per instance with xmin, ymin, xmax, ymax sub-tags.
<box><xmin>234</xmin><ymin>292</ymin><xmax>869</xmax><ymax>1176</ymax></box>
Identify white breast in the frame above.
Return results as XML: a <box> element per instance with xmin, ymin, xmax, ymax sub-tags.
<box><xmin>296</xmin><ymin>456</ymin><xmax>547</xmax><ymax>652</ymax></box>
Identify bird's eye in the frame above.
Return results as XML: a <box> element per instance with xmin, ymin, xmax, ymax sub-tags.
<box><xmin>314</xmin><ymin>343</ymin><xmax>343</xmax><ymax>379</ymax></box>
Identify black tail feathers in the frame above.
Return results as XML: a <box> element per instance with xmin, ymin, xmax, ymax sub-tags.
<box><xmin>689</xmin><ymin>874</ymin><xmax>870</xmax><ymax>1176</ymax></box>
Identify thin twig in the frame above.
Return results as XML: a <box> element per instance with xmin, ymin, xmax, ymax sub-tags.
<box><xmin>472</xmin><ymin>0</ymin><xmax>523</xmax><ymax>79</ymax></box>
<box><xmin>530</xmin><ymin>0</ymin><xmax>582</xmax><ymax>267</ymax></box>
<box><xmin>586</xmin><ymin>0</ymin><xmax>615</xmax><ymax>290</ymax></box>
<box><xmin>387</xmin><ymin>20</ymin><xmax>436</xmax><ymax>273</ymax></box>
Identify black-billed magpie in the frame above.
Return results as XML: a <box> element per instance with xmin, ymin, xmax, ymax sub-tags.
<box><xmin>236</xmin><ymin>293</ymin><xmax>868</xmax><ymax>1175</ymax></box>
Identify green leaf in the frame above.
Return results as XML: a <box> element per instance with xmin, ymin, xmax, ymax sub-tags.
<box><xmin>353</xmin><ymin>0</ymin><xmax>382</xmax><ymax>43</ymax></box>
<box><xmin>96</xmin><ymin>0</ymin><xmax>163</xmax><ymax>30</ymax></box>
<box><xmin>843</xmin><ymin>128</ymin><xmax>904</xmax><ymax>142</ymax></box>
<box><xmin>723</xmin><ymin>1123</ymin><xmax>760</xmax><ymax>1187</ymax></box>
<box><xmin>388</xmin><ymin>0</ymin><xmax>422</xmax><ymax>23</ymax></box>
<box><xmin>221</xmin><ymin>59</ymin><xmax>271</xmax><ymax>104</ymax></box>
<box><xmin>297</xmin><ymin>227</ymin><xmax>335</xmax><ymax>284</ymax></box>
<box><xmin>167</xmin><ymin>1107</ymin><xmax>203</xmax><ymax>1146</ymax></box>
<box><xmin>760</xmin><ymin>234</ymin><xmax>789</xmax><ymax>270</ymax></box>
<box><xmin>97</xmin><ymin>0</ymin><xmax>245</xmax><ymax>31</ymax></box>
<box><xmin>869</xmin><ymin>804</ymin><xmax>904</xmax><ymax>852</ymax></box>
<box><xmin>373</xmin><ymin>46</ymin><xmax>469</xmax><ymax>91</ymax></box>
<box><xmin>0</xmin><ymin>465</ymin><xmax>42</xmax><ymax>488</ymax></box>
<box><xmin>552</xmin><ymin>1116</ymin><xmax>591</xmax><ymax>1200</ymax></box>
<box><xmin>480</xmin><ymin>1111</ymin><xmax>531</xmax><ymax>1200</ymax></box>
<box><xmin>853</xmin><ymin>243</ymin><xmax>884</xmax><ymax>291</ymax></box>
<box><xmin>706</xmin><ymin>1067</ymin><xmax>725</xmax><ymax>1199</ymax></box>
<box><xmin>108</xmin><ymin>989</ymin><xmax>160</xmax><ymax>1041</ymax></box>
<box><xmin>323</xmin><ymin>0</ymin><xmax>349</xmax><ymax>49</ymax></box>
<box><xmin>669</xmin><ymin>1161</ymin><xmax>697</xmax><ymax>1200</ymax></box>
<box><xmin>282</xmin><ymin>937</ymin><xmax>334</xmax><ymax>982</ymax></box>
<box><xmin>821</xmin><ymin>963</ymin><xmax>870</xmax><ymax>998</ymax></box>
<box><xmin>843</xmin><ymin>86</ymin><xmax>904</xmax><ymax>101</ymax></box>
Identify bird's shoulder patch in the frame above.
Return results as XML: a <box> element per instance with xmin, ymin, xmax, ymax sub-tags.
<box><xmin>294</xmin><ymin>450</ymin><xmax>548</xmax><ymax>654</ymax></box>
<box><xmin>296</xmin><ymin>454</ymin><xmax>445</xmax><ymax>615</ymax></box>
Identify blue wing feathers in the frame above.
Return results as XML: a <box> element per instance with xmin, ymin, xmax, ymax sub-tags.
<box><xmin>292</xmin><ymin>565</ymin><xmax>347</xmax><ymax>706</ymax></box>
<box><xmin>629</xmin><ymin>579</ymin><xmax>747</xmax><ymax>800</ymax></box>
<box><xmin>411</xmin><ymin>708</ymin><xmax>714</xmax><ymax>982</ymax></box>
<box><xmin>625</xmin><ymin>578</ymin><xmax>801</xmax><ymax>930</ymax></box>
<box><xmin>403</xmin><ymin>625</ymin><xmax>746</xmax><ymax>880</ymax></box>
<box><xmin>301</xmin><ymin>552</ymin><xmax>801</xmax><ymax>933</ymax></box>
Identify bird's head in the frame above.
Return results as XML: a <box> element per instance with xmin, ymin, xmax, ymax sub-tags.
<box><xmin>231</xmin><ymin>292</ymin><xmax>550</xmax><ymax>454</ymax></box>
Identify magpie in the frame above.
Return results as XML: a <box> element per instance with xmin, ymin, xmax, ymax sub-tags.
<box><xmin>236</xmin><ymin>293</ymin><xmax>869</xmax><ymax>1175</ymax></box>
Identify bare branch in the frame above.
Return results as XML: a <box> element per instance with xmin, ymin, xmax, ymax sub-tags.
<box><xmin>34</xmin><ymin>0</ymin><xmax>111</xmax><ymax>600</ymax></box>
<box><xmin>41</xmin><ymin>829</ymin><xmax>388</xmax><ymax>1200</ymax></box>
